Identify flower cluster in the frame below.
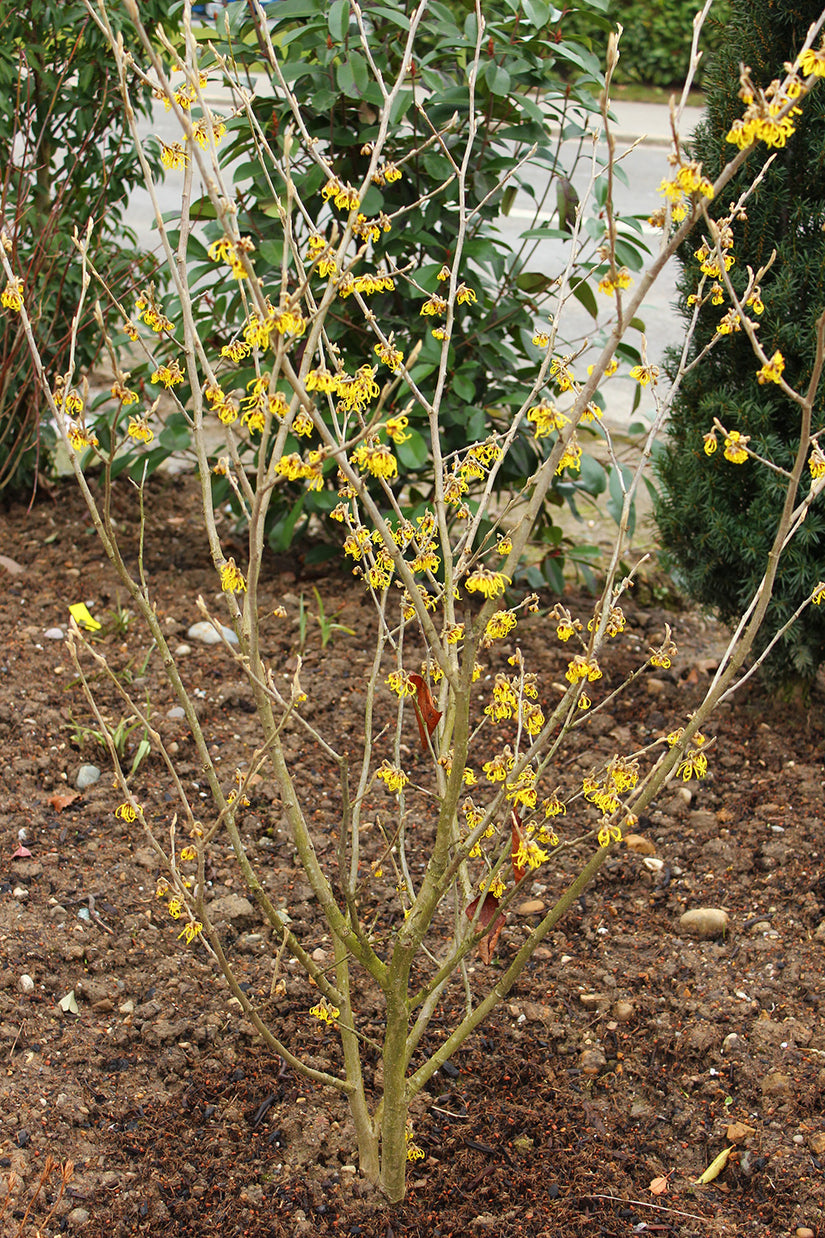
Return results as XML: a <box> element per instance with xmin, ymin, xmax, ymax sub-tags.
<box><xmin>309</xmin><ymin>998</ymin><xmax>340</xmax><ymax>1025</ymax></box>
<box><xmin>726</xmin><ymin>67</ymin><xmax>804</xmax><ymax>150</ymax></box>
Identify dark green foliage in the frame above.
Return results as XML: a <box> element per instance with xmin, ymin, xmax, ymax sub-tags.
<box><xmin>0</xmin><ymin>0</ymin><xmax>180</xmax><ymax>493</ymax></box>
<box><xmin>557</xmin><ymin>0</ymin><xmax>731</xmax><ymax>89</ymax></box>
<box><xmin>609</xmin><ymin>0</ymin><xmax>731</xmax><ymax>88</ymax></box>
<box><xmin>655</xmin><ymin>0</ymin><xmax>825</xmax><ymax>687</ymax></box>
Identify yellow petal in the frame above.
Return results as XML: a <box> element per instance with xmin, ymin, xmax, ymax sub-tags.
<box><xmin>696</xmin><ymin>1145</ymin><xmax>734</xmax><ymax>1184</ymax></box>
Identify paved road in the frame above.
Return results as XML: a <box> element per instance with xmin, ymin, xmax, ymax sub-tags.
<box><xmin>125</xmin><ymin>96</ymin><xmax>705</xmax><ymax>429</ymax></box>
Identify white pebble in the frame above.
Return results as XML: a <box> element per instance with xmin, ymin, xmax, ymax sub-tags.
<box><xmin>679</xmin><ymin>908</ymin><xmax>730</xmax><ymax>939</ymax></box>
<box><xmin>18</xmin><ymin>974</ymin><xmax>35</xmax><ymax>994</ymax></box>
<box><xmin>187</xmin><ymin>621</ymin><xmax>239</xmax><ymax>646</ymax></box>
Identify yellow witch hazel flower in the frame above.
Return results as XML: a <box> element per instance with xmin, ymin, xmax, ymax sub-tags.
<box><xmin>550</xmin><ymin>602</ymin><xmax>580</xmax><ymax>642</ymax></box>
<box><xmin>649</xmin><ymin>625</ymin><xmax>677</xmax><ymax>669</ymax></box>
<box><xmin>220</xmin><ymin>557</ymin><xmax>247</xmax><ymax>594</ymax></box>
<box><xmin>677</xmin><ymin>749</ymin><xmax>709</xmax><ymax>781</ymax></box>
<box><xmin>483</xmin><ymin>746</ymin><xmax>513</xmax><ymax>783</ymax></box>
<box><xmin>526</xmin><ymin>399</ymin><xmax>568</xmax><ymax>439</ymax></box>
<box><xmin>111</xmin><ymin>380</ymin><xmax>139</xmax><ymax>405</ymax></box>
<box><xmin>309</xmin><ymin>998</ymin><xmax>340</xmax><ymax>1025</ymax></box>
<box><xmin>352</xmin><ymin>438</ymin><xmax>398</xmax><ymax>481</ymax></box>
<box><xmin>629</xmin><ymin>363</ymin><xmax>659</xmax><ymax>387</ymax></box>
<box><xmin>178</xmin><ymin>921</ymin><xmax>203</xmax><ymax>946</ymax></box>
<box><xmin>566</xmin><ymin>655</ymin><xmax>602</xmax><ymax>684</ymax></box>
<box><xmin>598</xmin><ymin>267</ymin><xmax>633</xmax><ymax>297</ymax></box>
<box><xmin>465</xmin><ymin>566</ymin><xmax>509</xmax><ymax>598</ymax></box>
<box><xmin>386</xmin><ymin>670</ymin><xmax>417</xmax><ymax>697</ymax></box>
<box><xmin>375</xmin><ymin>760</ymin><xmax>409</xmax><ymax>794</ymax></box>
<box><xmin>484</xmin><ymin>610</ymin><xmax>518</xmax><ymax>641</ymax></box>
<box><xmin>374</xmin><ymin>336</ymin><xmax>403</xmax><ymax>372</ymax></box>
<box><xmin>800</xmin><ymin>41</ymin><xmax>825</xmax><ymax>77</ymax></box>
<box><xmin>127</xmin><ymin>417</ymin><xmax>155</xmax><ymax>444</ymax></box>
<box><xmin>1</xmin><ymin>276</ymin><xmax>24</xmax><ymax>312</ymax></box>
<box><xmin>159</xmin><ymin>140</ymin><xmax>188</xmax><ymax>170</ymax></box>
<box><xmin>723</xmin><ymin>430</ymin><xmax>749</xmax><ymax>464</ymax></box>
<box><xmin>67</xmin><ymin>422</ymin><xmax>99</xmax><ymax>452</ymax></box>
<box><xmin>809</xmin><ymin>444</ymin><xmax>825</xmax><ymax>479</ymax></box>
<box><xmin>151</xmin><ymin>360</ymin><xmax>185</xmax><ymax>388</ymax></box>
<box><xmin>597</xmin><ymin>821</ymin><xmax>623</xmax><ymax>848</ymax></box>
<box><xmin>556</xmin><ymin>435</ymin><xmax>582</xmax><ymax>475</ymax></box>
<box><xmin>757</xmin><ymin>350</ymin><xmax>785</xmax><ymax>385</ymax></box>
<box><xmin>384</xmin><ymin>414</ymin><xmax>411</xmax><ymax>444</ymax></box>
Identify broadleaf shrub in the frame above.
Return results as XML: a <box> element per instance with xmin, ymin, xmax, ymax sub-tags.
<box><xmin>0</xmin><ymin>0</ymin><xmax>179</xmax><ymax>492</ymax></box>
<box><xmin>122</xmin><ymin>0</ymin><xmax>649</xmax><ymax>577</ymax></box>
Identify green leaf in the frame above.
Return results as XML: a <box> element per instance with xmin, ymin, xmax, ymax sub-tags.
<box><xmin>522</xmin><ymin>0</ymin><xmax>551</xmax><ymax>26</ymax></box>
<box><xmin>396</xmin><ymin>428</ymin><xmax>429</xmax><ymax>470</ymax></box>
<box><xmin>571</xmin><ymin>278</ymin><xmax>599</xmax><ymax>319</ymax></box>
<box><xmin>268</xmin><ymin>495</ymin><xmax>306</xmax><ymax>553</ymax></box>
<box><xmin>337</xmin><ymin>51</ymin><xmax>368</xmax><ymax>98</ymax></box>
<box><xmin>541</xmin><ymin>555</ymin><xmax>565</xmax><ymax>593</ymax></box>
<box><xmin>369</xmin><ymin>5</ymin><xmax>410</xmax><ymax>28</ymax></box>
<box><xmin>327</xmin><ymin>0</ymin><xmax>349</xmax><ymax>42</ymax></box>
<box><xmin>516</xmin><ymin>271</ymin><xmax>555</xmax><ymax>293</ymax></box>
<box><xmin>485</xmin><ymin>62</ymin><xmax>511</xmax><ymax>96</ymax></box>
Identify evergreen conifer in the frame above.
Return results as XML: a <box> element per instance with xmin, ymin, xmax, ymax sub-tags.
<box><xmin>655</xmin><ymin>0</ymin><xmax>825</xmax><ymax>687</ymax></box>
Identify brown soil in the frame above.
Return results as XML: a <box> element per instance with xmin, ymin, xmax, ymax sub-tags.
<box><xmin>1</xmin><ymin>474</ymin><xmax>824</xmax><ymax>1238</ymax></box>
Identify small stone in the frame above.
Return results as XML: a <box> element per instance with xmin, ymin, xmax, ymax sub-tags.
<box><xmin>119</xmin><ymin>999</ymin><xmax>135</xmax><ymax>1015</ymax></box>
<box><xmin>515</xmin><ymin>898</ymin><xmax>546</xmax><ymax>915</ymax></box>
<box><xmin>726</xmin><ymin>1121</ymin><xmax>755</xmax><ymax>1142</ymax></box>
<box><xmin>796</xmin><ymin>1229</ymin><xmax>815</xmax><ymax>1238</ymax></box>
<box><xmin>76</xmin><ymin>764</ymin><xmax>101</xmax><ymax>790</ymax></box>
<box><xmin>579</xmin><ymin>1047</ymin><xmax>607</xmax><ymax>1076</ymax></box>
<box><xmin>12</xmin><ymin>886</ymin><xmax>28</xmax><ymax>901</ymax></box>
<box><xmin>579</xmin><ymin>993</ymin><xmax>609</xmax><ymax>1010</ymax></box>
<box><xmin>18</xmin><ymin>974</ymin><xmax>35</xmax><ymax>994</ymax></box>
<box><xmin>166</xmin><ymin>706</ymin><xmax>186</xmax><ymax>719</ymax></box>
<box><xmin>208</xmin><ymin>893</ymin><xmax>257</xmax><ymax>928</ymax></box>
<box><xmin>44</xmin><ymin>627</ymin><xmax>65</xmax><ymax>640</ymax></box>
<box><xmin>749</xmin><ymin>919</ymin><xmax>772</xmax><ymax>933</ymax></box>
<box><xmin>760</xmin><ymin>1070</ymin><xmax>793</xmax><ymax>1100</ymax></box>
<box><xmin>807</xmin><ymin>1132</ymin><xmax>825</xmax><ymax>1156</ymax></box>
<box><xmin>613</xmin><ymin>1000</ymin><xmax>635</xmax><ymax>1022</ymax></box>
<box><xmin>49</xmin><ymin>904</ymin><xmax>68</xmax><ymax>921</ymax></box>
<box><xmin>722</xmin><ymin>1033</ymin><xmax>741</xmax><ymax>1052</ymax></box>
<box><xmin>311</xmin><ymin>948</ymin><xmax>328</xmax><ymax>962</ymax></box>
<box><xmin>674</xmin><ymin>785</ymin><xmax>693</xmax><ymax>806</ymax></box>
<box><xmin>174</xmin><ymin>643</ymin><xmax>192</xmax><ymax>656</ymax></box>
<box><xmin>624</xmin><ymin>833</ymin><xmax>656</xmax><ymax>856</ymax></box>
<box><xmin>512</xmin><ymin>1135</ymin><xmax>534</xmax><ymax>1153</ymax></box>
<box><xmin>187</xmin><ymin>621</ymin><xmax>239</xmax><ymax>646</ymax></box>
<box><xmin>814</xmin><ymin>920</ymin><xmax>825</xmax><ymax>942</ymax></box>
<box><xmin>679</xmin><ymin>908</ymin><xmax>729</xmax><ymax>940</ymax></box>
<box><xmin>645</xmin><ymin>677</ymin><xmax>667</xmax><ymax>697</ymax></box>
<box><xmin>67</xmin><ymin>1206</ymin><xmax>90</xmax><ymax>1229</ymax></box>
